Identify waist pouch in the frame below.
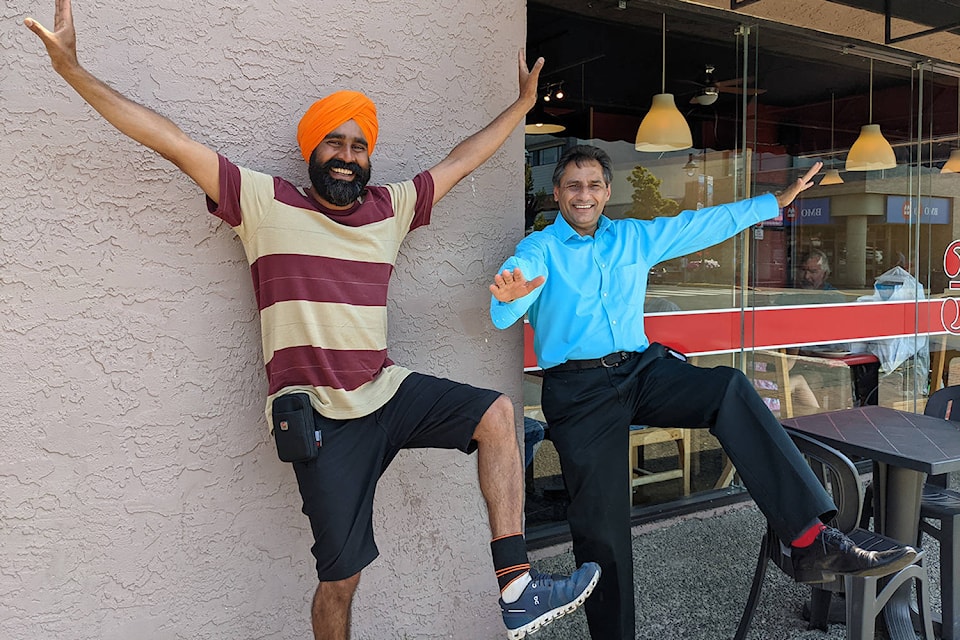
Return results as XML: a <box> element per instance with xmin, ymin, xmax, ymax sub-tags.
<box><xmin>271</xmin><ymin>393</ymin><xmax>321</xmax><ymax>463</ymax></box>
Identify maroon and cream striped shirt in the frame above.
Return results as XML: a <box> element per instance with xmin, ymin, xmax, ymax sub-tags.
<box><xmin>208</xmin><ymin>155</ymin><xmax>433</xmax><ymax>425</ymax></box>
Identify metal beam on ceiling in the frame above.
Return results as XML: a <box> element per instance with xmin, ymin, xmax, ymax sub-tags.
<box><xmin>732</xmin><ymin>0</ymin><xmax>960</xmax><ymax>45</ymax></box>
<box><xmin>885</xmin><ymin>15</ymin><xmax>960</xmax><ymax>45</ymax></box>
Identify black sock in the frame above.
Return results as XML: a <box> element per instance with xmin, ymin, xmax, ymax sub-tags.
<box><xmin>491</xmin><ymin>533</ymin><xmax>530</xmax><ymax>592</ymax></box>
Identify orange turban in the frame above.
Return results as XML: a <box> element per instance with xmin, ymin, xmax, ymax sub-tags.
<box><xmin>296</xmin><ymin>91</ymin><xmax>379</xmax><ymax>163</ymax></box>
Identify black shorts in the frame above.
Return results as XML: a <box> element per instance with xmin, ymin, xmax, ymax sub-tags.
<box><xmin>291</xmin><ymin>372</ymin><xmax>502</xmax><ymax>581</ymax></box>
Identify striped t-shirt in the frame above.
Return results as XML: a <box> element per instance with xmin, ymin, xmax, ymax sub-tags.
<box><xmin>208</xmin><ymin>155</ymin><xmax>434</xmax><ymax>425</ymax></box>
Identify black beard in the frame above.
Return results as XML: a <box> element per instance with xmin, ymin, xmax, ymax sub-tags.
<box><xmin>309</xmin><ymin>157</ymin><xmax>372</xmax><ymax>207</ymax></box>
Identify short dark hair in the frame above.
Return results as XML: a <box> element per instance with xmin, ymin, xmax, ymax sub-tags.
<box><xmin>552</xmin><ymin>145</ymin><xmax>613</xmax><ymax>187</ymax></box>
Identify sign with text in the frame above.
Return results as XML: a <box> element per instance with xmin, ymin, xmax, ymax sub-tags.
<box><xmin>885</xmin><ymin>195</ymin><xmax>951</xmax><ymax>225</ymax></box>
<box><xmin>784</xmin><ymin>197</ymin><xmax>830</xmax><ymax>226</ymax></box>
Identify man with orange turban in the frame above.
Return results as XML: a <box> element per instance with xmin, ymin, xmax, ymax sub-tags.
<box><xmin>25</xmin><ymin>2</ymin><xmax>599</xmax><ymax>639</ymax></box>
<box><xmin>296</xmin><ymin>90</ymin><xmax>379</xmax><ymax>208</ymax></box>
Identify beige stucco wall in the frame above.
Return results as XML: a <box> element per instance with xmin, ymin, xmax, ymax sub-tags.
<box><xmin>2</xmin><ymin>1</ymin><xmax>526</xmax><ymax>639</ymax></box>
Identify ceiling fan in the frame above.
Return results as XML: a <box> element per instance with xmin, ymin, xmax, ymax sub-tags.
<box><xmin>685</xmin><ymin>64</ymin><xmax>767</xmax><ymax>105</ymax></box>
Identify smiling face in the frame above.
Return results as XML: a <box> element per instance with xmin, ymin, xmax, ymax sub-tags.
<box><xmin>307</xmin><ymin>119</ymin><xmax>372</xmax><ymax>209</ymax></box>
<box><xmin>553</xmin><ymin>159</ymin><xmax>611</xmax><ymax>237</ymax></box>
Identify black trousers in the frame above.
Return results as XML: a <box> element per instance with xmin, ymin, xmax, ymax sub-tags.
<box><xmin>541</xmin><ymin>344</ymin><xmax>837</xmax><ymax>640</ymax></box>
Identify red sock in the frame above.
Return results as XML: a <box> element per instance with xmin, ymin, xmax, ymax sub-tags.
<box><xmin>791</xmin><ymin>522</ymin><xmax>826</xmax><ymax>547</ymax></box>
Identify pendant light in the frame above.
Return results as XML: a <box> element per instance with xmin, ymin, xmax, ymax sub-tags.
<box><xmin>845</xmin><ymin>59</ymin><xmax>896</xmax><ymax>171</ymax></box>
<box><xmin>820</xmin><ymin>91</ymin><xmax>844</xmax><ymax>185</ymax></box>
<box><xmin>635</xmin><ymin>14</ymin><xmax>692</xmax><ymax>152</ymax></box>
<box><xmin>820</xmin><ymin>168</ymin><xmax>844</xmax><ymax>185</ymax></box>
<box><xmin>942</xmin><ymin>77</ymin><xmax>960</xmax><ymax>173</ymax></box>
<box><xmin>525</xmin><ymin>101</ymin><xmax>566</xmax><ymax>135</ymax></box>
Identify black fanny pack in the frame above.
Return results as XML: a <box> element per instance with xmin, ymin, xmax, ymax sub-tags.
<box><xmin>271</xmin><ymin>393</ymin><xmax>321</xmax><ymax>463</ymax></box>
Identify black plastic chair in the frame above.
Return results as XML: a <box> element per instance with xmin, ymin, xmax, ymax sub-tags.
<box><xmin>735</xmin><ymin>430</ymin><xmax>933</xmax><ymax>640</ymax></box>
<box><xmin>919</xmin><ymin>385</ymin><xmax>960</xmax><ymax>640</ymax></box>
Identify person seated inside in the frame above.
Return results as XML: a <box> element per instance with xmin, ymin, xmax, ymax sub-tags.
<box><xmin>776</xmin><ymin>249</ymin><xmax>847</xmax><ymax>306</ymax></box>
<box><xmin>777</xmin><ymin>249</ymin><xmax>850</xmax><ymax>414</ymax></box>
<box><xmin>798</xmin><ymin>248</ymin><xmax>839</xmax><ymax>292</ymax></box>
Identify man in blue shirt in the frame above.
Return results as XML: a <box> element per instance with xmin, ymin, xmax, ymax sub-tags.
<box><xmin>489</xmin><ymin>145</ymin><xmax>916</xmax><ymax>640</ymax></box>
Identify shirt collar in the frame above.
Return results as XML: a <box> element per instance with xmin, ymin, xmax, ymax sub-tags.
<box><xmin>546</xmin><ymin>211</ymin><xmax>612</xmax><ymax>241</ymax></box>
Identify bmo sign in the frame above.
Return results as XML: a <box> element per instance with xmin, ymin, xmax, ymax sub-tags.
<box><xmin>785</xmin><ymin>197</ymin><xmax>830</xmax><ymax>226</ymax></box>
<box><xmin>886</xmin><ymin>195</ymin><xmax>951</xmax><ymax>225</ymax></box>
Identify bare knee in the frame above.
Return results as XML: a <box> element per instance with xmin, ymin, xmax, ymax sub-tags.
<box><xmin>472</xmin><ymin>395</ymin><xmax>515</xmax><ymax>443</ymax></box>
<box><xmin>314</xmin><ymin>573</ymin><xmax>360</xmax><ymax>608</ymax></box>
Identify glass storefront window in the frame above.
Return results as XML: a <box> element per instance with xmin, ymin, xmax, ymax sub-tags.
<box><xmin>523</xmin><ymin>1</ymin><xmax>960</xmax><ymax>534</ymax></box>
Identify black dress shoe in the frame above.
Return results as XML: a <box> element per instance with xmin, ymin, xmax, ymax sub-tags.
<box><xmin>791</xmin><ymin>527</ymin><xmax>917</xmax><ymax>584</ymax></box>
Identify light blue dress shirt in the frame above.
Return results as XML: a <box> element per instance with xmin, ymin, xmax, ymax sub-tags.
<box><xmin>490</xmin><ymin>193</ymin><xmax>779</xmax><ymax>369</ymax></box>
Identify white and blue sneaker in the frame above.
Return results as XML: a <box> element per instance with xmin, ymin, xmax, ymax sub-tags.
<box><xmin>499</xmin><ymin>562</ymin><xmax>601</xmax><ymax>639</ymax></box>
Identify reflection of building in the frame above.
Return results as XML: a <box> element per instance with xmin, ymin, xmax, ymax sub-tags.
<box><xmin>784</xmin><ymin>184</ymin><xmax>955</xmax><ymax>289</ymax></box>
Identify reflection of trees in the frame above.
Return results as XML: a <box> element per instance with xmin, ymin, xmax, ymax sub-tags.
<box><xmin>524</xmin><ymin>163</ymin><xmax>554</xmax><ymax>231</ymax></box>
<box><xmin>625</xmin><ymin>165</ymin><xmax>679</xmax><ymax>219</ymax></box>
<box><xmin>524</xmin><ymin>163</ymin><xmax>538</xmax><ymax>230</ymax></box>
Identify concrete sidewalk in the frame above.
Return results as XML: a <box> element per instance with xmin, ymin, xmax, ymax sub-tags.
<box><xmin>529</xmin><ymin>502</ymin><xmax>940</xmax><ymax>639</ymax></box>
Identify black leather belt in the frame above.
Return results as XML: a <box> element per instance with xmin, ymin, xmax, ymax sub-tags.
<box><xmin>547</xmin><ymin>351</ymin><xmax>637</xmax><ymax>372</ymax></box>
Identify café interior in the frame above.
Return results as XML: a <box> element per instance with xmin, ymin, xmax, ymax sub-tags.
<box><xmin>520</xmin><ymin>0</ymin><xmax>960</xmax><ymax>543</ymax></box>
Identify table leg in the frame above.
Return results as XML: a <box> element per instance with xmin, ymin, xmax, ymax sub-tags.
<box><xmin>874</xmin><ymin>462</ymin><xmax>928</xmax><ymax>640</ymax></box>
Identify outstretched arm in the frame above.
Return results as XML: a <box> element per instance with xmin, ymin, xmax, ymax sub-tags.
<box><xmin>24</xmin><ymin>0</ymin><xmax>220</xmax><ymax>202</ymax></box>
<box><xmin>427</xmin><ymin>49</ymin><xmax>543</xmax><ymax>205</ymax></box>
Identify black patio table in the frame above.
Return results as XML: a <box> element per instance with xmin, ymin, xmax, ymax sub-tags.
<box><xmin>782</xmin><ymin>405</ymin><xmax>960</xmax><ymax>639</ymax></box>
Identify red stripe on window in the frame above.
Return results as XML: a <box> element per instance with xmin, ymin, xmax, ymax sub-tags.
<box><xmin>252</xmin><ymin>254</ymin><xmax>393</xmax><ymax>310</ymax></box>
<box><xmin>523</xmin><ymin>300</ymin><xmax>950</xmax><ymax>369</ymax></box>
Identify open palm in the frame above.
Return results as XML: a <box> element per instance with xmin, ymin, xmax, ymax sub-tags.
<box><xmin>24</xmin><ymin>0</ymin><xmax>78</xmax><ymax>73</ymax></box>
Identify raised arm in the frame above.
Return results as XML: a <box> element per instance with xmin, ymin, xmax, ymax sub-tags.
<box><xmin>24</xmin><ymin>0</ymin><xmax>220</xmax><ymax>202</ymax></box>
<box><xmin>776</xmin><ymin>162</ymin><xmax>822</xmax><ymax>208</ymax></box>
<box><xmin>427</xmin><ymin>49</ymin><xmax>543</xmax><ymax>205</ymax></box>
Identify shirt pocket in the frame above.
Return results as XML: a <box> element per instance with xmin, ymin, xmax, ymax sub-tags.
<box><xmin>611</xmin><ymin>264</ymin><xmax>646</xmax><ymax>306</ymax></box>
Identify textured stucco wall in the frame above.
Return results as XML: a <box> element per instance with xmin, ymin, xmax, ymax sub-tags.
<box><xmin>2</xmin><ymin>1</ymin><xmax>526</xmax><ymax>638</ymax></box>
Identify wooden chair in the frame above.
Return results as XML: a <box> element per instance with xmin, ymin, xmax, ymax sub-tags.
<box><xmin>751</xmin><ymin>348</ymin><xmax>794</xmax><ymax>418</ymax></box>
<box><xmin>716</xmin><ymin>349</ymin><xmax>793</xmax><ymax>489</ymax></box>
<box><xmin>629</xmin><ymin>425</ymin><xmax>691</xmax><ymax>498</ymax></box>
<box><xmin>930</xmin><ymin>337</ymin><xmax>960</xmax><ymax>395</ymax></box>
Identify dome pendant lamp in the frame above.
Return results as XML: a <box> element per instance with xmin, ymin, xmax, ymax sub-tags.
<box><xmin>525</xmin><ymin>101</ymin><xmax>566</xmax><ymax>135</ymax></box>
<box><xmin>942</xmin><ymin>77</ymin><xmax>960</xmax><ymax>173</ymax></box>
<box><xmin>820</xmin><ymin>168</ymin><xmax>844</xmax><ymax>185</ymax></box>
<box><xmin>820</xmin><ymin>92</ymin><xmax>844</xmax><ymax>185</ymax></box>
<box><xmin>845</xmin><ymin>59</ymin><xmax>896</xmax><ymax>171</ymax></box>
<box><xmin>635</xmin><ymin>14</ymin><xmax>692</xmax><ymax>152</ymax></box>
<box><xmin>942</xmin><ymin>151</ymin><xmax>960</xmax><ymax>174</ymax></box>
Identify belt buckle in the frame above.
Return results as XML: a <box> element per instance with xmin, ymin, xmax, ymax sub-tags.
<box><xmin>600</xmin><ymin>352</ymin><xmax>624</xmax><ymax>368</ymax></box>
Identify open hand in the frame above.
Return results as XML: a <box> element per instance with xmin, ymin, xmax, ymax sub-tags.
<box><xmin>489</xmin><ymin>267</ymin><xmax>545</xmax><ymax>303</ymax></box>
<box><xmin>777</xmin><ymin>161</ymin><xmax>823</xmax><ymax>208</ymax></box>
<box><xmin>518</xmin><ymin>49</ymin><xmax>544</xmax><ymax>110</ymax></box>
<box><xmin>24</xmin><ymin>0</ymin><xmax>78</xmax><ymax>73</ymax></box>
